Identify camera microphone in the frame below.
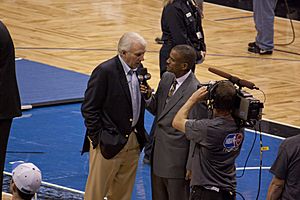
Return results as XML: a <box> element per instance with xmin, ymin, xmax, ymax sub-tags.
<box><xmin>208</xmin><ymin>67</ymin><xmax>259</xmax><ymax>90</ymax></box>
<box><xmin>137</xmin><ymin>68</ymin><xmax>151</xmax><ymax>85</ymax></box>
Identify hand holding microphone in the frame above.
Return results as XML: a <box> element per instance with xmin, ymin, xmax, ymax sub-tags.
<box><xmin>137</xmin><ymin>68</ymin><xmax>151</xmax><ymax>85</ymax></box>
<box><xmin>137</xmin><ymin>68</ymin><xmax>152</xmax><ymax>99</ymax></box>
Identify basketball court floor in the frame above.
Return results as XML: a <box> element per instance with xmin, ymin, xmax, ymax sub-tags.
<box><xmin>1</xmin><ymin>0</ymin><xmax>300</xmax><ymax>199</ymax></box>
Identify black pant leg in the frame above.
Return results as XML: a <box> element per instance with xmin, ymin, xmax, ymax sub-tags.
<box><xmin>222</xmin><ymin>191</ymin><xmax>236</xmax><ymax>200</ymax></box>
<box><xmin>191</xmin><ymin>186</ymin><xmax>203</xmax><ymax>200</ymax></box>
<box><xmin>143</xmin><ymin>119</ymin><xmax>157</xmax><ymax>161</ymax></box>
<box><xmin>191</xmin><ymin>63</ymin><xmax>196</xmax><ymax>73</ymax></box>
<box><xmin>151</xmin><ymin>172</ymin><xmax>169</xmax><ymax>200</ymax></box>
<box><xmin>143</xmin><ymin>134</ymin><xmax>153</xmax><ymax>159</ymax></box>
<box><xmin>0</xmin><ymin>119</ymin><xmax>13</xmax><ymax>200</ymax></box>
<box><xmin>191</xmin><ymin>186</ymin><xmax>224</xmax><ymax>200</ymax></box>
<box><xmin>159</xmin><ymin>45</ymin><xmax>172</xmax><ymax>78</ymax></box>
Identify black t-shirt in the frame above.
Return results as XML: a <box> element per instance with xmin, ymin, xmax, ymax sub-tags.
<box><xmin>270</xmin><ymin>134</ymin><xmax>300</xmax><ymax>200</ymax></box>
<box><xmin>185</xmin><ymin>115</ymin><xmax>244</xmax><ymax>192</ymax></box>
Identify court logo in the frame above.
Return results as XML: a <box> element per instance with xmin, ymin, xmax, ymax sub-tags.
<box><xmin>223</xmin><ymin>133</ymin><xmax>244</xmax><ymax>152</ymax></box>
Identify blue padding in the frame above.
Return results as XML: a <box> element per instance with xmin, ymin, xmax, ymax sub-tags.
<box><xmin>16</xmin><ymin>59</ymin><xmax>89</xmax><ymax>106</ymax></box>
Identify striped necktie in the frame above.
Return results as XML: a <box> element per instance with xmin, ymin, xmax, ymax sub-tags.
<box><xmin>168</xmin><ymin>79</ymin><xmax>178</xmax><ymax>97</ymax></box>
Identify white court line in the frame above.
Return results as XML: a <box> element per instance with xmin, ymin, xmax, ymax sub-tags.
<box><xmin>15</xmin><ymin>57</ymin><xmax>23</xmax><ymax>61</ymax></box>
<box><xmin>3</xmin><ymin>171</ymin><xmax>85</xmax><ymax>194</ymax></box>
<box><xmin>240</xmin><ymin>128</ymin><xmax>284</xmax><ymax>172</ymax></box>
<box><xmin>245</xmin><ymin>128</ymin><xmax>286</xmax><ymax>140</ymax></box>
<box><xmin>15</xmin><ymin>114</ymin><xmax>32</xmax><ymax>119</ymax></box>
<box><xmin>21</xmin><ymin>104</ymin><xmax>33</xmax><ymax>110</ymax></box>
<box><xmin>236</xmin><ymin>166</ymin><xmax>271</xmax><ymax>171</ymax></box>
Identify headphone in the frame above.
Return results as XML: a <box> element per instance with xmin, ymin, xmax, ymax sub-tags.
<box><xmin>207</xmin><ymin>80</ymin><xmax>236</xmax><ymax>110</ymax></box>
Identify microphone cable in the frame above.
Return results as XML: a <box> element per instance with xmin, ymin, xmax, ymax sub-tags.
<box><xmin>235</xmin><ymin>125</ymin><xmax>256</xmax><ymax>200</ymax></box>
<box><xmin>236</xmin><ymin>125</ymin><xmax>257</xmax><ymax>178</ymax></box>
<box><xmin>275</xmin><ymin>0</ymin><xmax>296</xmax><ymax>46</ymax></box>
<box><xmin>255</xmin><ymin>121</ymin><xmax>263</xmax><ymax>200</ymax></box>
<box><xmin>236</xmin><ymin>87</ymin><xmax>265</xmax><ymax>178</ymax></box>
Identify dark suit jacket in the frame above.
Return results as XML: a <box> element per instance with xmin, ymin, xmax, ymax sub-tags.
<box><xmin>0</xmin><ymin>21</ymin><xmax>21</xmax><ymax>120</ymax></box>
<box><xmin>81</xmin><ymin>55</ymin><xmax>148</xmax><ymax>158</ymax></box>
<box><xmin>161</xmin><ymin>0</ymin><xmax>206</xmax><ymax>52</ymax></box>
<box><xmin>147</xmin><ymin>72</ymin><xmax>207</xmax><ymax>179</ymax></box>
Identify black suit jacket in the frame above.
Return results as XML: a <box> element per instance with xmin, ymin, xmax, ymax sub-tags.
<box><xmin>81</xmin><ymin>56</ymin><xmax>147</xmax><ymax>158</ymax></box>
<box><xmin>0</xmin><ymin>21</ymin><xmax>21</xmax><ymax>120</ymax></box>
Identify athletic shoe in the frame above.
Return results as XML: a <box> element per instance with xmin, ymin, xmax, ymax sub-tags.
<box><xmin>248</xmin><ymin>42</ymin><xmax>256</xmax><ymax>48</ymax></box>
<box><xmin>248</xmin><ymin>43</ymin><xmax>273</xmax><ymax>55</ymax></box>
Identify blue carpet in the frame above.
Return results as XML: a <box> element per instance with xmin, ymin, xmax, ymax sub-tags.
<box><xmin>16</xmin><ymin>59</ymin><xmax>89</xmax><ymax>106</ymax></box>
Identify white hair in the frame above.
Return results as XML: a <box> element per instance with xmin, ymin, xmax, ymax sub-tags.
<box><xmin>117</xmin><ymin>32</ymin><xmax>147</xmax><ymax>54</ymax></box>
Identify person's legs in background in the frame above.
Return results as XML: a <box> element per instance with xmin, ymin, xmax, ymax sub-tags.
<box><xmin>248</xmin><ymin>0</ymin><xmax>278</xmax><ymax>55</ymax></box>
<box><xmin>143</xmin><ymin>138</ymin><xmax>152</xmax><ymax>164</ymax></box>
<box><xmin>143</xmin><ymin>120</ymin><xmax>156</xmax><ymax>164</ymax></box>
<box><xmin>159</xmin><ymin>45</ymin><xmax>172</xmax><ymax>78</ymax></box>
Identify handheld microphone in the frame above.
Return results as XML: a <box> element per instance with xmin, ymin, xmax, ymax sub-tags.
<box><xmin>208</xmin><ymin>67</ymin><xmax>259</xmax><ymax>90</ymax></box>
<box><xmin>137</xmin><ymin>68</ymin><xmax>151</xmax><ymax>85</ymax></box>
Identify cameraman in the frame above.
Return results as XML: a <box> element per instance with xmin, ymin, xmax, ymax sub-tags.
<box><xmin>172</xmin><ymin>81</ymin><xmax>244</xmax><ymax>200</ymax></box>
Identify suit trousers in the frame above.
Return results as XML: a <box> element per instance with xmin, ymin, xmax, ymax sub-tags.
<box><xmin>84</xmin><ymin>132</ymin><xmax>140</xmax><ymax>200</ymax></box>
<box><xmin>152</xmin><ymin>173</ymin><xmax>190</xmax><ymax>200</ymax></box>
<box><xmin>0</xmin><ymin>119</ymin><xmax>13</xmax><ymax>200</ymax></box>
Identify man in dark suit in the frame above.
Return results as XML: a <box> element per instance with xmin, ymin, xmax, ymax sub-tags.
<box><xmin>81</xmin><ymin>32</ymin><xmax>148</xmax><ymax>200</ymax></box>
<box><xmin>143</xmin><ymin>0</ymin><xmax>206</xmax><ymax>164</ymax></box>
<box><xmin>140</xmin><ymin>45</ymin><xmax>207</xmax><ymax>200</ymax></box>
<box><xmin>159</xmin><ymin>0</ymin><xmax>206</xmax><ymax>77</ymax></box>
<box><xmin>0</xmin><ymin>20</ymin><xmax>22</xmax><ymax>200</ymax></box>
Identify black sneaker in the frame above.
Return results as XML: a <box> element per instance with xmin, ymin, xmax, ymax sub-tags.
<box><xmin>248</xmin><ymin>43</ymin><xmax>273</xmax><ymax>55</ymax></box>
<box><xmin>248</xmin><ymin>42</ymin><xmax>256</xmax><ymax>48</ymax></box>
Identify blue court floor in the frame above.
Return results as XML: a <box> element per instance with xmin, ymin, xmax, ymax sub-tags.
<box><xmin>5</xmin><ymin>103</ymin><xmax>284</xmax><ymax>200</ymax></box>
<box><xmin>3</xmin><ymin>59</ymin><xmax>285</xmax><ymax>199</ymax></box>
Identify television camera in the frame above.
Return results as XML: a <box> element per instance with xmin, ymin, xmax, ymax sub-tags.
<box><xmin>203</xmin><ymin>67</ymin><xmax>264</xmax><ymax>126</ymax></box>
